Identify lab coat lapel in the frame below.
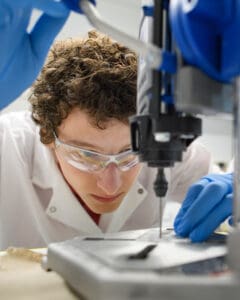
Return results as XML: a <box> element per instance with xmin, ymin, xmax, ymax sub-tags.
<box><xmin>46</xmin><ymin>179</ymin><xmax>102</xmax><ymax>235</ymax></box>
<box><xmin>101</xmin><ymin>181</ymin><xmax>147</xmax><ymax>233</ymax></box>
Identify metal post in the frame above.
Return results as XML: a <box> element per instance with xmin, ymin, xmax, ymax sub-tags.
<box><xmin>227</xmin><ymin>77</ymin><xmax>240</xmax><ymax>271</ymax></box>
<box><xmin>233</xmin><ymin>77</ymin><xmax>240</xmax><ymax>227</ymax></box>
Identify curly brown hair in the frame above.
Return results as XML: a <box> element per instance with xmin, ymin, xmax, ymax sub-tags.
<box><xmin>29</xmin><ymin>30</ymin><xmax>137</xmax><ymax>144</ymax></box>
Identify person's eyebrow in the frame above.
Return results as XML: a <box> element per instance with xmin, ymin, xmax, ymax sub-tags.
<box><xmin>65</xmin><ymin>139</ymin><xmax>132</xmax><ymax>153</ymax></box>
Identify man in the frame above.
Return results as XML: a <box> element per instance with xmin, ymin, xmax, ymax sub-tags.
<box><xmin>0</xmin><ymin>30</ymin><xmax>214</xmax><ymax>249</ymax></box>
<box><xmin>0</xmin><ymin>1</ymin><xmax>230</xmax><ymax>247</ymax></box>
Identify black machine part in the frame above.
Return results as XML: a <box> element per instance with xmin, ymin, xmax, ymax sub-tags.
<box><xmin>130</xmin><ymin>113</ymin><xmax>201</xmax><ymax>168</ymax></box>
<box><xmin>130</xmin><ymin>0</ymin><xmax>202</xmax><ymax>173</ymax></box>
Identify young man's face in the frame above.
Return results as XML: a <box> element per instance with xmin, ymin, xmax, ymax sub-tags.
<box><xmin>53</xmin><ymin>108</ymin><xmax>142</xmax><ymax>214</ymax></box>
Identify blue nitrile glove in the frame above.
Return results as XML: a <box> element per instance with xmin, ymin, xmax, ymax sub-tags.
<box><xmin>174</xmin><ymin>173</ymin><xmax>233</xmax><ymax>243</ymax></box>
<box><xmin>0</xmin><ymin>0</ymin><xmax>70</xmax><ymax>110</ymax></box>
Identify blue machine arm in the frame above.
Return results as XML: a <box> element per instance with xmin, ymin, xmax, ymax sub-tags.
<box><xmin>170</xmin><ymin>0</ymin><xmax>240</xmax><ymax>82</ymax></box>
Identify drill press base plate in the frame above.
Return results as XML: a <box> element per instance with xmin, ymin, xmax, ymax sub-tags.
<box><xmin>42</xmin><ymin>228</ymin><xmax>237</xmax><ymax>300</ymax></box>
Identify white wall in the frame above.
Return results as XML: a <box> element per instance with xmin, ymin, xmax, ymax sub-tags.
<box><xmin>2</xmin><ymin>0</ymin><xmax>233</xmax><ymax>166</ymax></box>
<box><xmin>199</xmin><ymin>117</ymin><xmax>233</xmax><ymax>166</ymax></box>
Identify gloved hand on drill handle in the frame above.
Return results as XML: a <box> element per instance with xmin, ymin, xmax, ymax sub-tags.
<box><xmin>0</xmin><ymin>0</ymin><xmax>72</xmax><ymax>110</ymax></box>
<box><xmin>174</xmin><ymin>173</ymin><xmax>233</xmax><ymax>242</ymax></box>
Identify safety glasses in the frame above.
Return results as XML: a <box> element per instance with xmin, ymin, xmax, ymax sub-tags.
<box><xmin>53</xmin><ymin>132</ymin><xmax>139</xmax><ymax>172</ymax></box>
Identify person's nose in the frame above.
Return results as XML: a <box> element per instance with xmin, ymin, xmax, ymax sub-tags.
<box><xmin>96</xmin><ymin>163</ymin><xmax>122</xmax><ymax>195</ymax></box>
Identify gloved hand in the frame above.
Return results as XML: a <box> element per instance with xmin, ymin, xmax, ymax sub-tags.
<box><xmin>174</xmin><ymin>173</ymin><xmax>233</xmax><ymax>242</ymax></box>
<box><xmin>0</xmin><ymin>0</ymin><xmax>70</xmax><ymax>109</ymax></box>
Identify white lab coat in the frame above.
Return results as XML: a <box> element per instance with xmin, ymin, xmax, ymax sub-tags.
<box><xmin>0</xmin><ymin>111</ymin><xmax>213</xmax><ymax>250</ymax></box>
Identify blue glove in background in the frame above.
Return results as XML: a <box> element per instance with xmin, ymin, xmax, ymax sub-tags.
<box><xmin>0</xmin><ymin>0</ymin><xmax>70</xmax><ymax>110</ymax></box>
<box><xmin>174</xmin><ymin>173</ymin><xmax>233</xmax><ymax>242</ymax></box>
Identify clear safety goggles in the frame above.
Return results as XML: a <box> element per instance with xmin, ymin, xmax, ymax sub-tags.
<box><xmin>54</xmin><ymin>132</ymin><xmax>139</xmax><ymax>172</ymax></box>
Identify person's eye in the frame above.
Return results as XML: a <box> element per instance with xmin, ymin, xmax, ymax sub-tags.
<box><xmin>72</xmin><ymin>150</ymin><xmax>101</xmax><ymax>164</ymax></box>
<box><xmin>69</xmin><ymin>150</ymin><xmax>84</xmax><ymax>160</ymax></box>
<box><xmin>119</xmin><ymin>148</ymin><xmax>131</xmax><ymax>154</ymax></box>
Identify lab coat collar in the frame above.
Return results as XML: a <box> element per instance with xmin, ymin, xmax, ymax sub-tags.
<box><xmin>47</xmin><ymin>175</ymin><xmax>147</xmax><ymax>235</ymax></box>
<box><xmin>46</xmin><ymin>175</ymin><xmax>102</xmax><ymax>235</ymax></box>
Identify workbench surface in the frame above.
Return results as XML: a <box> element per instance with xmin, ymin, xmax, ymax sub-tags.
<box><xmin>0</xmin><ymin>249</ymin><xmax>80</xmax><ymax>300</ymax></box>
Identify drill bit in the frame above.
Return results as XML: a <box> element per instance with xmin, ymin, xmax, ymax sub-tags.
<box><xmin>154</xmin><ymin>168</ymin><xmax>168</xmax><ymax>238</ymax></box>
<box><xmin>159</xmin><ymin>197</ymin><xmax>163</xmax><ymax>238</ymax></box>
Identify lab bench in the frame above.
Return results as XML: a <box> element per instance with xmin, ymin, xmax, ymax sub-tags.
<box><xmin>0</xmin><ymin>248</ymin><xmax>80</xmax><ymax>300</ymax></box>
